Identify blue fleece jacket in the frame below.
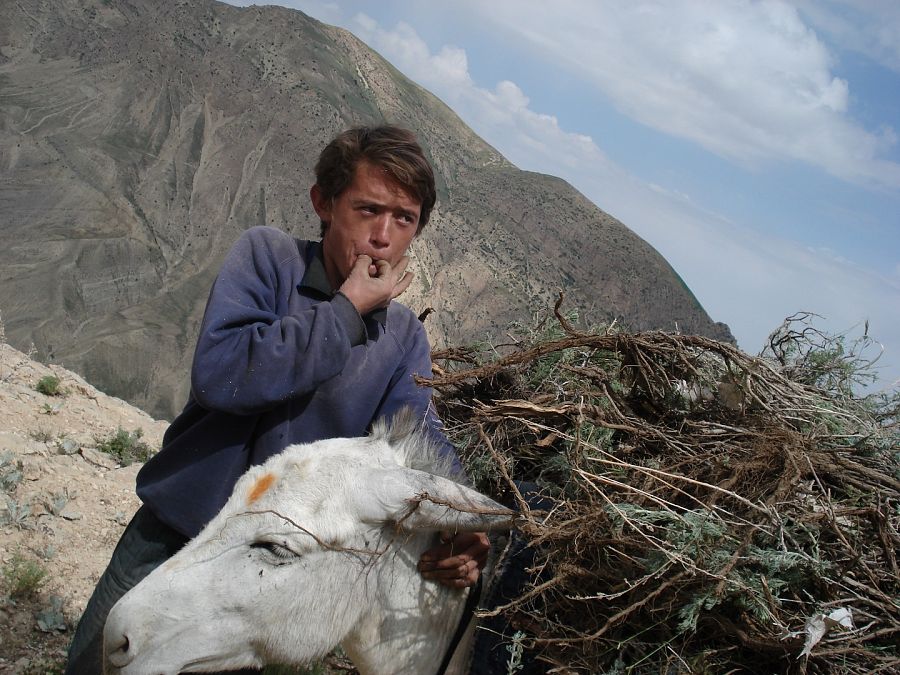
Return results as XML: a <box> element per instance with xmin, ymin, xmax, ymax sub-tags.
<box><xmin>136</xmin><ymin>226</ymin><xmax>458</xmax><ymax>538</ymax></box>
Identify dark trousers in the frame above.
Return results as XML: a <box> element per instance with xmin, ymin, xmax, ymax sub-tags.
<box><xmin>64</xmin><ymin>505</ymin><xmax>259</xmax><ymax>675</ymax></box>
<box><xmin>470</xmin><ymin>482</ymin><xmax>553</xmax><ymax>675</ymax></box>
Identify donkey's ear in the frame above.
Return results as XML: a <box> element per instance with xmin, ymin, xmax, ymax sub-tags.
<box><xmin>363</xmin><ymin>468</ymin><xmax>514</xmax><ymax>533</ymax></box>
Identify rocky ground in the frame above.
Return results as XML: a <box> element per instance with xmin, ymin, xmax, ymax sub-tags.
<box><xmin>0</xmin><ymin>342</ymin><xmax>168</xmax><ymax>673</ymax></box>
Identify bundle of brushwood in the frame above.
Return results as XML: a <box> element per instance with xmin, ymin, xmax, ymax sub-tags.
<box><xmin>424</xmin><ymin>299</ymin><xmax>899</xmax><ymax>674</ymax></box>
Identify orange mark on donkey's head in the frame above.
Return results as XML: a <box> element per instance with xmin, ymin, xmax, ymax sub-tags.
<box><xmin>247</xmin><ymin>472</ymin><xmax>277</xmax><ymax>505</ymax></box>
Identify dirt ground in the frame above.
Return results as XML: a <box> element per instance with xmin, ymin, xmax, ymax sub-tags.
<box><xmin>0</xmin><ymin>342</ymin><xmax>168</xmax><ymax>673</ymax></box>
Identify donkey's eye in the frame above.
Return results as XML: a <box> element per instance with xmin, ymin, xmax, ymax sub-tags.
<box><xmin>251</xmin><ymin>541</ymin><xmax>299</xmax><ymax>562</ymax></box>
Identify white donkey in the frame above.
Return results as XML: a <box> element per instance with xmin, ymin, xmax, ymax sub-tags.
<box><xmin>103</xmin><ymin>410</ymin><xmax>515</xmax><ymax>675</ymax></box>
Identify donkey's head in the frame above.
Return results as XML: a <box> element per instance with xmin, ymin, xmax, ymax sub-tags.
<box><xmin>103</xmin><ymin>413</ymin><xmax>513</xmax><ymax>674</ymax></box>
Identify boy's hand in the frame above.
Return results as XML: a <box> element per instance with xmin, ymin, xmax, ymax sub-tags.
<box><xmin>339</xmin><ymin>254</ymin><xmax>413</xmax><ymax>314</ymax></box>
<box><xmin>418</xmin><ymin>531</ymin><xmax>490</xmax><ymax>589</ymax></box>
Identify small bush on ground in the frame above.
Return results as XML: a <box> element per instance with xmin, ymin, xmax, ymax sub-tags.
<box><xmin>0</xmin><ymin>450</ymin><xmax>24</xmax><ymax>493</ymax></box>
<box><xmin>35</xmin><ymin>375</ymin><xmax>63</xmax><ymax>397</ymax></box>
<box><xmin>3</xmin><ymin>553</ymin><xmax>47</xmax><ymax>599</ymax></box>
<box><xmin>3</xmin><ymin>497</ymin><xmax>33</xmax><ymax>529</ymax></box>
<box><xmin>95</xmin><ymin>428</ymin><xmax>153</xmax><ymax>466</ymax></box>
<box><xmin>43</xmin><ymin>490</ymin><xmax>70</xmax><ymax>517</ymax></box>
<box><xmin>29</xmin><ymin>428</ymin><xmax>54</xmax><ymax>442</ymax></box>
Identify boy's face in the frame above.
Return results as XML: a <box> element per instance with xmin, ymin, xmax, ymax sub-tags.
<box><xmin>312</xmin><ymin>161</ymin><xmax>421</xmax><ymax>290</ymax></box>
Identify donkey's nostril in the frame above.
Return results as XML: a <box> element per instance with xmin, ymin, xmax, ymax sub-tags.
<box><xmin>106</xmin><ymin>633</ymin><xmax>134</xmax><ymax>667</ymax></box>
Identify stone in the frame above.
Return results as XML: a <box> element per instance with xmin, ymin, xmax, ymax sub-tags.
<box><xmin>79</xmin><ymin>447</ymin><xmax>119</xmax><ymax>470</ymax></box>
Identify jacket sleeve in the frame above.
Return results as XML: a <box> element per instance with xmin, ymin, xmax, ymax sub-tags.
<box><xmin>376</xmin><ymin>319</ymin><xmax>465</xmax><ymax>476</ymax></box>
<box><xmin>190</xmin><ymin>228</ymin><xmax>356</xmax><ymax>415</ymax></box>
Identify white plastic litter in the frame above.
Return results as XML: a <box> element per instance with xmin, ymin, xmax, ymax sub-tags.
<box><xmin>799</xmin><ymin>607</ymin><xmax>854</xmax><ymax>657</ymax></box>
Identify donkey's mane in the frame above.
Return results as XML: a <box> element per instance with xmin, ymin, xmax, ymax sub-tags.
<box><xmin>370</xmin><ymin>407</ymin><xmax>465</xmax><ymax>483</ymax></box>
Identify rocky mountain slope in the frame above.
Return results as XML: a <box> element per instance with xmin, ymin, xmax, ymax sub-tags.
<box><xmin>0</xmin><ymin>0</ymin><xmax>733</xmax><ymax>419</ymax></box>
<box><xmin>0</xmin><ymin>340</ymin><xmax>167</xmax><ymax>672</ymax></box>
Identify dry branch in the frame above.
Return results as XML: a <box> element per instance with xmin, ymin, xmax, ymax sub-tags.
<box><xmin>427</xmin><ymin>307</ymin><xmax>899</xmax><ymax>674</ymax></box>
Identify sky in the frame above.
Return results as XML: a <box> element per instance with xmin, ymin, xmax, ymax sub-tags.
<box><xmin>227</xmin><ymin>0</ymin><xmax>900</xmax><ymax>390</ymax></box>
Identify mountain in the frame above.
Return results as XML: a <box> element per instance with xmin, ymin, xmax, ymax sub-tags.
<box><xmin>0</xmin><ymin>0</ymin><xmax>734</xmax><ymax>420</ymax></box>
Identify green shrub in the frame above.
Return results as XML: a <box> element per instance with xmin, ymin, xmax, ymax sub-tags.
<box><xmin>3</xmin><ymin>497</ymin><xmax>33</xmax><ymax>529</ymax></box>
<box><xmin>35</xmin><ymin>375</ymin><xmax>63</xmax><ymax>397</ymax></box>
<box><xmin>0</xmin><ymin>451</ymin><xmax>23</xmax><ymax>493</ymax></box>
<box><xmin>44</xmin><ymin>490</ymin><xmax>69</xmax><ymax>517</ymax></box>
<box><xmin>41</xmin><ymin>401</ymin><xmax>63</xmax><ymax>415</ymax></box>
<box><xmin>95</xmin><ymin>428</ymin><xmax>153</xmax><ymax>466</ymax></box>
<box><xmin>29</xmin><ymin>428</ymin><xmax>54</xmax><ymax>442</ymax></box>
<box><xmin>2</xmin><ymin>553</ymin><xmax>47</xmax><ymax>599</ymax></box>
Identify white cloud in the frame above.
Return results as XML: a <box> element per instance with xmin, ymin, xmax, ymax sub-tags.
<box><xmin>795</xmin><ymin>0</ymin><xmax>900</xmax><ymax>74</ymax></box>
<box><xmin>462</xmin><ymin>0</ymin><xmax>900</xmax><ymax>189</ymax></box>
<box><xmin>352</xmin><ymin>17</ymin><xmax>473</xmax><ymax>90</ymax></box>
